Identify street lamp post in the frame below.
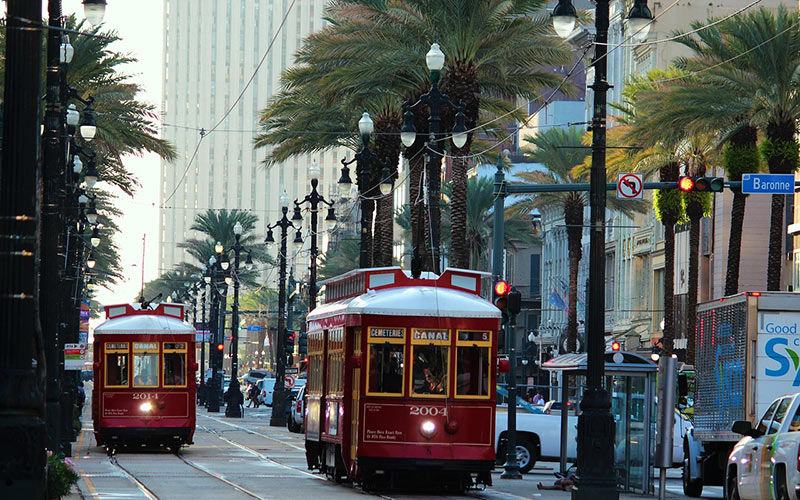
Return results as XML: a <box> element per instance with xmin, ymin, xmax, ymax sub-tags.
<box><xmin>550</xmin><ymin>1</ymin><xmax>653</xmax><ymax>498</ymax></box>
<box><xmin>206</xmin><ymin>253</ymin><xmax>222</xmax><ymax>413</ymax></box>
<box><xmin>265</xmin><ymin>192</ymin><xmax>301</xmax><ymax>426</ymax></box>
<box><xmin>293</xmin><ymin>161</ymin><xmax>337</xmax><ymax>312</ymax></box>
<box><xmin>224</xmin><ymin>222</ymin><xmax>252</xmax><ymax>418</ymax></box>
<box><xmin>401</xmin><ymin>43</ymin><xmax>468</xmax><ymax>277</ymax></box>
<box><xmin>339</xmin><ymin>112</ymin><xmax>393</xmax><ymax>269</ymax></box>
<box><xmin>200</xmin><ymin>265</ymin><xmax>211</xmax><ymax>406</ymax></box>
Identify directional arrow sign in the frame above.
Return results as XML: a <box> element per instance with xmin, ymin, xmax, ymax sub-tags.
<box><xmin>742</xmin><ymin>173</ymin><xmax>795</xmax><ymax>194</ymax></box>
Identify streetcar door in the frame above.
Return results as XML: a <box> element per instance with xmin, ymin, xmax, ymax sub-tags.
<box><xmin>350</xmin><ymin>327</ymin><xmax>361</xmax><ymax>461</ymax></box>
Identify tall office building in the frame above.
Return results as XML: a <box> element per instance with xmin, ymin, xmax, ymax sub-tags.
<box><xmin>159</xmin><ymin>0</ymin><xmax>349</xmax><ymax>277</ymax></box>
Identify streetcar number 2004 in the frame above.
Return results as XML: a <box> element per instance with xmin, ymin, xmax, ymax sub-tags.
<box><xmin>409</xmin><ymin>406</ymin><xmax>446</xmax><ymax>416</ymax></box>
<box><xmin>132</xmin><ymin>393</ymin><xmax>158</xmax><ymax>400</ymax></box>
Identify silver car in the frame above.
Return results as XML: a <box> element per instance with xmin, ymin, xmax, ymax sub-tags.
<box><xmin>288</xmin><ymin>385</ymin><xmax>306</xmax><ymax>433</ymax></box>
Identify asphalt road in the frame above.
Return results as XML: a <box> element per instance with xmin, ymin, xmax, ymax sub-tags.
<box><xmin>67</xmin><ymin>394</ymin><xmax>723</xmax><ymax>500</ymax></box>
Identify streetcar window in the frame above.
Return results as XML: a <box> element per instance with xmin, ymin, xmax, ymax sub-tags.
<box><xmin>411</xmin><ymin>345</ymin><xmax>448</xmax><ymax>396</ymax></box>
<box><xmin>163</xmin><ymin>342</ymin><xmax>186</xmax><ymax>387</ymax></box>
<box><xmin>367</xmin><ymin>344</ymin><xmax>404</xmax><ymax>395</ymax></box>
<box><xmin>133</xmin><ymin>343</ymin><xmax>159</xmax><ymax>387</ymax></box>
<box><xmin>455</xmin><ymin>330</ymin><xmax>491</xmax><ymax>398</ymax></box>
<box><xmin>105</xmin><ymin>342</ymin><xmax>129</xmax><ymax>388</ymax></box>
<box><xmin>456</xmin><ymin>346</ymin><xmax>489</xmax><ymax>396</ymax></box>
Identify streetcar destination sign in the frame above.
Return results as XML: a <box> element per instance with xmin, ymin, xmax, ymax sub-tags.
<box><xmin>742</xmin><ymin>173</ymin><xmax>795</xmax><ymax>194</ymax></box>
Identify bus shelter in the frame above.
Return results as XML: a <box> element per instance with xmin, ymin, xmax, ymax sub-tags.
<box><xmin>543</xmin><ymin>350</ymin><xmax>658</xmax><ymax>494</ymax></box>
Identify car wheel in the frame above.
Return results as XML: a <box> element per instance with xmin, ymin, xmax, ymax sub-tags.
<box><xmin>726</xmin><ymin>467</ymin><xmax>740</xmax><ymax>500</ymax></box>
<box><xmin>515</xmin><ymin>438</ymin><xmax>537</xmax><ymax>474</ymax></box>
<box><xmin>775</xmin><ymin>466</ymin><xmax>790</xmax><ymax>500</ymax></box>
<box><xmin>288</xmin><ymin>418</ymin><xmax>300</xmax><ymax>433</ymax></box>
<box><xmin>683</xmin><ymin>457</ymin><xmax>703</xmax><ymax>497</ymax></box>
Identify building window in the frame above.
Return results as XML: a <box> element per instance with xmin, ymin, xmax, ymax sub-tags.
<box><xmin>530</xmin><ymin>254</ymin><xmax>541</xmax><ymax>299</ymax></box>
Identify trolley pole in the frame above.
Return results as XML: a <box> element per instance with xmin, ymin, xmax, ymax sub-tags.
<box><xmin>199</xmin><ymin>276</ymin><xmax>208</xmax><ymax>406</ymax></box>
<box><xmin>206</xmin><ymin>259</ymin><xmax>221</xmax><ymax>413</ymax></box>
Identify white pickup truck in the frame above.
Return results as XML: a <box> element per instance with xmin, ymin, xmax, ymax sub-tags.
<box><xmin>494</xmin><ymin>404</ymin><xmax>691</xmax><ymax>473</ymax></box>
<box><xmin>727</xmin><ymin>393</ymin><xmax>800</xmax><ymax>500</ymax></box>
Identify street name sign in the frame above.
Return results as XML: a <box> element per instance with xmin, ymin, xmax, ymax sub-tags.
<box><xmin>742</xmin><ymin>173</ymin><xmax>795</xmax><ymax>194</ymax></box>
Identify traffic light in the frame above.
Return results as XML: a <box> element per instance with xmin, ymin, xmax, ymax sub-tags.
<box><xmin>298</xmin><ymin>331</ymin><xmax>308</xmax><ymax>357</ymax></box>
<box><xmin>285</xmin><ymin>331</ymin><xmax>296</xmax><ymax>357</ymax></box>
<box><xmin>611</xmin><ymin>341</ymin><xmax>621</xmax><ymax>352</ymax></box>
<box><xmin>507</xmin><ymin>288</ymin><xmax>522</xmax><ymax>316</ymax></box>
<box><xmin>678</xmin><ymin>176</ymin><xmax>724</xmax><ymax>192</ymax></box>
<box><xmin>216</xmin><ymin>341</ymin><xmax>224</xmax><ymax>352</ymax></box>
<box><xmin>494</xmin><ymin>280</ymin><xmax>511</xmax><ymax>324</ymax></box>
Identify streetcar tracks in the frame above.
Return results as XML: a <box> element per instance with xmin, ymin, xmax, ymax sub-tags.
<box><xmin>174</xmin><ymin>451</ymin><xmax>269</xmax><ymax>500</ymax></box>
<box><xmin>108</xmin><ymin>454</ymin><xmax>161</xmax><ymax>500</ymax></box>
<box><xmin>200</xmin><ymin>413</ymin><xmax>306</xmax><ymax>451</ymax></box>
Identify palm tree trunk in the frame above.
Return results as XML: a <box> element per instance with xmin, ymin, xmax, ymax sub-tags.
<box><xmin>764</xmin><ymin>123</ymin><xmax>797</xmax><ymax>291</ymax></box>
<box><xmin>409</xmin><ymin>154</ymin><xmax>428</xmax><ymax>273</ymax></box>
<box><xmin>725</xmin><ymin>191</ymin><xmax>747</xmax><ymax>296</ymax></box>
<box><xmin>443</xmin><ymin>59</ymin><xmax>479</xmax><ymax>271</ymax></box>
<box><xmin>723</xmin><ymin>126</ymin><xmax>758</xmax><ymax>296</ymax></box>
<box><xmin>663</xmin><ymin>219</ymin><xmax>676</xmax><ymax>355</ymax></box>
<box><xmin>565</xmin><ymin>197</ymin><xmax>583</xmax><ymax>353</ymax></box>
<box><xmin>450</xmin><ymin>155</ymin><xmax>469</xmax><ymax>269</ymax></box>
<box><xmin>374</xmin><ymin>194</ymin><xmax>394</xmax><ymax>267</ymax></box>
<box><xmin>373</xmin><ymin>113</ymin><xmax>401</xmax><ymax>268</ymax></box>
<box><xmin>686</xmin><ymin>202</ymin><xmax>702</xmax><ymax>365</ymax></box>
<box><xmin>767</xmin><ymin>193</ymin><xmax>785</xmax><ymax>290</ymax></box>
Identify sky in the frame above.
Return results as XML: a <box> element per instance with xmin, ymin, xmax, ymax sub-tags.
<box><xmin>59</xmin><ymin>0</ymin><xmax>165</xmax><ymax>306</ymax></box>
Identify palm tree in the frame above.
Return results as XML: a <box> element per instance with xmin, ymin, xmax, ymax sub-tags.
<box><xmin>256</xmin><ymin>0</ymin><xmax>571</xmax><ymax>272</ymax></box>
<box><xmin>675</xmin><ymin>7</ymin><xmax>800</xmax><ymax>291</ymax></box>
<box><xmin>318</xmin><ymin>238</ymin><xmax>362</xmax><ymax>281</ymax></box>
<box><xmin>461</xmin><ymin>176</ymin><xmax>539</xmax><ymax>270</ymax></box>
<box><xmin>519</xmin><ymin>127</ymin><xmax>647</xmax><ymax>352</ymax></box>
<box><xmin>177</xmin><ymin>209</ymin><xmax>271</xmax><ymax>288</ymax></box>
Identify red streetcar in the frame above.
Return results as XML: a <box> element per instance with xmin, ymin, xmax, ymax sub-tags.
<box><xmin>304</xmin><ymin>267</ymin><xmax>501</xmax><ymax>490</ymax></box>
<box><xmin>92</xmin><ymin>302</ymin><xmax>198</xmax><ymax>452</ymax></box>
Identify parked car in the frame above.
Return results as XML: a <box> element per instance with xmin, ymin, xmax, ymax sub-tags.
<box><xmin>727</xmin><ymin>393</ymin><xmax>800</xmax><ymax>500</ymax></box>
<box><xmin>288</xmin><ymin>385</ymin><xmax>306</xmax><ymax>433</ymax></box>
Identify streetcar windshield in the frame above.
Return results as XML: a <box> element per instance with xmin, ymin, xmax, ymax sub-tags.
<box><xmin>368</xmin><ymin>344</ymin><xmax>404</xmax><ymax>394</ymax></box>
<box><xmin>133</xmin><ymin>342</ymin><xmax>159</xmax><ymax>387</ymax></box>
<box><xmin>411</xmin><ymin>345</ymin><xmax>448</xmax><ymax>396</ymax></box>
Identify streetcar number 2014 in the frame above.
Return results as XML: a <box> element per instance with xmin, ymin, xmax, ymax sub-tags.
<box><xmin>409</xmin><ymin>406</ymin><xmax>446</xmax><ymax>416</ymax></box>
<box><xmin>132</xmin><ymin>393</ymin><xmax>158</xmax><ymax>400</ymax></box>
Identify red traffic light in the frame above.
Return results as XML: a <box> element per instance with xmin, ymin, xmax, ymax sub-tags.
<box><xmin>611</xmin><ymin>341</ymin><xmax>621</xmax><ymax>352</ymax></box>
<box><xmin>216</xmin><ymin>343</ymin><xmax>224</xmax><ymax>351</ymax></box>
<box><xmin>678</xmin><ymin>177</ymin><xmax>695</xmax><ymax>192</ymax></box>
<box><xmin>494</xmin><ymin>280</ymin><xmax>511</xmax><ymax>297</ymax></box>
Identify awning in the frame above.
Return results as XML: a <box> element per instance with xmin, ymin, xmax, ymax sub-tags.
<box><xmin>542</xmin><ymin>350</ymin><xmax>657</xmax><ymax>374</ymax></box>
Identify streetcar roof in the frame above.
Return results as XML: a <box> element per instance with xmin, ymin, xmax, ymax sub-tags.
<box><xmin>308</xmin><ymin>285</ymin><xmax>501</xmax><ymax>320</ymax></box>
<box><xmin>95</xmin><ymin>306</ymin><xmax>194</xmax><ymax>335</ymax></box>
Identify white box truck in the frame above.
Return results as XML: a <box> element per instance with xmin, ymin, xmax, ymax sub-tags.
<box><xmin>683</xmin><ymin>292</ymin><xmax>800</xmax><ymax>496</ymax></box>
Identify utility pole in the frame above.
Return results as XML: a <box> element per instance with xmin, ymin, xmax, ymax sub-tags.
<box><xmin>0</xmin><ymin>1</ymin><xmax>47</xmax><ymax>496</ymax></box>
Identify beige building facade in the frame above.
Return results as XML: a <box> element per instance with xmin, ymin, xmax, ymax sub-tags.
<box><xmin>159</xmin><ymin>0</ymin><xmax>351</xmax><ymax>279</ymax></box>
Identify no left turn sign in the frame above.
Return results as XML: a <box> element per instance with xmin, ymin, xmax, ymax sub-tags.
<box><xmin>284</xmin><ymin>374</ymin><xmax>296</xmax><ymax>388</ymax></box>
<box><xmin>617</xmin><ymin>173</ymin><xmax>643</xmax><ymax>199</ymax></box>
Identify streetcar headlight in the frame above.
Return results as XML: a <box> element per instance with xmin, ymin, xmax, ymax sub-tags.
<box><xmin>139</xmin><ymin>401</ymin><xmax>153</xmax><ymax>413</ymax></box>
<box><xmin>420</xmin><ymin>420</ymin><xmax>436</xmax><ymax>439</ymax></box>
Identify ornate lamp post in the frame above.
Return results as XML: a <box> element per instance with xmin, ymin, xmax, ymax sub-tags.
<box><xmin>206</xmin><ymin>252</ymin><xmax>224</xmax><ymax>413</ymax></box>
<box><xmin>265</xmin><ymin>192</ymin><xmax>301</xmax><ymax>426</ymax></box>
<box><xmin>224</xmin><ymin>222</ymin><xmax>253</xmax><ymax>418</ymax></box>
<box><xmin>294</xmin><ymin>161</ymin><xmax>337</xmax><ymax>311</ymax></box>
<box><xmin>550</xmin><ymin>1</ymin><xmax>652</xmax><ymax>497</ymax></box>
<box><xmin>400</xmin><ymin>43</ymin><xmax>467</xmax><ymax>277</ymax></box>
<box><xmin>338</xmin><ymin>112</ymin><xmax>393</xmax><ymax>268</ymax></box>
<box><xmin>200</xmin><ymin>264</ymin><xmax>212</xmax><ymax>406</ymax></box>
